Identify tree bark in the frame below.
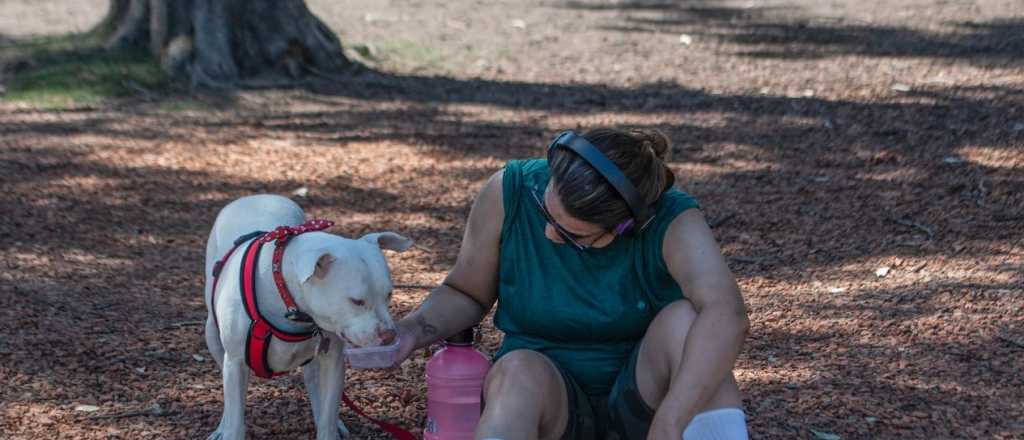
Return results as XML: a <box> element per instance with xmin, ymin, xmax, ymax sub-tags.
<box><xmin>148</xmin><ymin>0</ymin><xmax>168</xmax><ymax>57</ymax></box>
<box><xmin>99</xmin><ymin>0</ymin><xmax>350</xmax><ymax>87</ymax></box>
<box><xmin>91</xmin><ymin>0</ymin><xmax>133</xmax><ymax>39</ymax></box>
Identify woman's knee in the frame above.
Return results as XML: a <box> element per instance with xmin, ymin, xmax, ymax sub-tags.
<box><xmin>635</xmin><ymin>300</ymin><xmax>698</xmax><ymax>408</ymax></box>
<box><xmin>483</xmin><ymin>349</ymin><xmax>562</xmax><ymax>397</ymax></box>
<box><xmin>652</xmin><ymin>299</ymin><xmax>698</xmax><ymax>334</ymax></box>
<box><xmin>480</xmin><ymin>350</ymin><xmax>569</xmax><ymax>439</ymax></box>
<box><xmin>638</xmin><ymin>300</ymin><xmax>744</xmax><ymax>411</ymax></box>
<box><xmin>645</xmin><ymin>300</ymin><xmax>698</xmax><ymax>366</ymax></box>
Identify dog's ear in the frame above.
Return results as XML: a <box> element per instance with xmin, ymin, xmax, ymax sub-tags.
<box><xmin>360</xmin><ymin>232</ymin><xmax>413</xmax><ymax>253</ymax></box>
<box><xmin>295</xmin><ymin>249</ymin><xmax>336</xmax><ymax>283</ymax></box>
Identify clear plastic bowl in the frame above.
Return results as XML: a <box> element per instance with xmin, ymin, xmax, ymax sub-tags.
<box><xmin>344</xmin><ymin>338</ymin><xmax>400</xmax><ymax>369</ymax></box>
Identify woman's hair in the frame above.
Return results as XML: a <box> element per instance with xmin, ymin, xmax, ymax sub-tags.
<box><xmin>548</xmin><ymin>127</ymin><xmax>676</xmax><ymax>230</ymax></box>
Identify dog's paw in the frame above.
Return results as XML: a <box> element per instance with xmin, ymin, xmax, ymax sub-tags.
<box><xmin>205</xmin><ymin>424</ymin><xmax>243</xmax><ymax>440</ymax></box>
<box><xmin>315</xmin><ymin>420</ymin><xmax>349</xmax><ymax>440</ymax></box>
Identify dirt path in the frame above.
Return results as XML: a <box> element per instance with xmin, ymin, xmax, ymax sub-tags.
<box><xmin>1</xmin><ymin>0</ymin><xmax>1022</xmax><ymax>439</ymax></box>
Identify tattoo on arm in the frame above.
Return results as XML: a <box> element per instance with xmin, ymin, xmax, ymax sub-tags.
<box><xmin>416</xmin><ymin>315</ymin><xmax>438</xmax><ymax>338</ymax></box>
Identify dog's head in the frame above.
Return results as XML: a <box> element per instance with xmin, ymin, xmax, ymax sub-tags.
<box><xmin>290</xmin><ymin>232</ymin><xmax>413</xmax><ymax>348</ymax></box>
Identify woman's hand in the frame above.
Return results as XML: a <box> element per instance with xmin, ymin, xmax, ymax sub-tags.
<box><xmin>387</xmin><ymin>170</ymin><xmax>505</xmax><ymax>368</ymax></box>
<box><xmin>647</xmin><ymin>404</ymin><xmax>688</xmax><ymax>440</ymax></box>
<box><xmin>390</xmin><ymin>318</ymin><xmax>422</xmax><ymax>367</ymax></box>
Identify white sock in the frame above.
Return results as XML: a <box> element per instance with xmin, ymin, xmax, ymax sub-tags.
<box><xmin>682</xmin><ymin>408</ymin><xmax>749</xmax><ymax>440</ymax></box>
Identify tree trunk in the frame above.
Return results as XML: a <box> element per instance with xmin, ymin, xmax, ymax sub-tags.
<box><xmin>100</xmin><ymin>0</ymin><xmax>351</xmax><ymax>87</ymax></box>
<box><xmin>91</xmin><ymin>0</ymin><xmax>134</xmax><ymax>40</ymax></box>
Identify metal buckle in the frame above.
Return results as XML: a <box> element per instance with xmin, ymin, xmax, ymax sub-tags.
<box><xmin>285</xmin><ymin>309</ymin><xmax>314</xmax><ymax>323</ymax></box>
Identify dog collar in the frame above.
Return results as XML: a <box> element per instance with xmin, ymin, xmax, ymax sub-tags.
<box><xmin>260</xmin><ymin>219</ymin><xmax>335</xmax><ymax>323</ymax></box>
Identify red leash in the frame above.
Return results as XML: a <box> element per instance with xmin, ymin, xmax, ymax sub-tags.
<box><xmin>342</xmin><ymin>393</ymin><xmax>419</xmax><ymax>440</ymax></box>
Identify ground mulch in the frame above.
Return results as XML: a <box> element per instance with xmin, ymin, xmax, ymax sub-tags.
<box><xmin>1</xmin><ymin>0</ymin><xmax>1022</xmax><ymax>439</ymax></box>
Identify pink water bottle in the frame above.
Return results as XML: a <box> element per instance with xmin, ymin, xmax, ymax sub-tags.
<box><xmin>424</xmin><ymin>327</ymin><xmax>492</xmax><ymax>440</ymax></box>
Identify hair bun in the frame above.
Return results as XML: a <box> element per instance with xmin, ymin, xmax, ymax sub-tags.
<box><xmin>630</xmin><ymin>129</ymin><xmax>671</xmax><ymax>162</ymax></box>
<box><xmin>648</xmin><ymin>130</ymin><xmax>671</xmax><ymax>162</ymax></box>
<box><xmin>637</xmin><ymin>129</ymin><xmax>674</xmax><ymax>192</ymax></box>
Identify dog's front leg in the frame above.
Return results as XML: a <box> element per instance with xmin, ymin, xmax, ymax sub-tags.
<box><xmin>303</xmin><ymin>357</ymin><xmax>324</xmax><ymax>425</ymax></box>
<box><xmin>315</xmin><ymin>332</ymin><xmax>349</xmax><ymax>440</ymax></box>
<box><xmin>209</xmin><ymin>355</ymin><xmax>250</xmax><ymax>440</ymax></box>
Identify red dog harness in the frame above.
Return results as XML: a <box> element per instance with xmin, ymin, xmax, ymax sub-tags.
<box><xmin>210</xmin><ymin>220</ymin><xmax>334</xmax><ymax>379</ymax></box>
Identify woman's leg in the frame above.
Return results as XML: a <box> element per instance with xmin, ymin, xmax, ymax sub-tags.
<box><xmin>635</xmin><ymin>300</ymin><xmax>744</xmax><ymax>420</ymax></box>
<box><xmin>476</xmin><ymin>349</ymin><xmax>570</xmax><ymax>440</ymax></box>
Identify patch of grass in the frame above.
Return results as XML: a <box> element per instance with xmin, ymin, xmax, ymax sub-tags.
<box><xmin>348</xmin><ymin>39</ymin><xmax>446</xmax><ymax>70</ymax></box>
<box><xmin>156</xmin><ymin>98</ymin><xmax>213</xmax><ymax>113</ymax></box>
<box><xmin>0</xmin><ymin>33</ymin><xmax>101</xmax><ymax>59</ymax></box>
<box><xmin>1</xmin><ymin>33</ymin><xmax>171</xmax><ymax>109</ymax></box>
<box><xmin>348</xmin><ymin>43</ymin><xmax>382</xmax><ymax>62</ymax></box>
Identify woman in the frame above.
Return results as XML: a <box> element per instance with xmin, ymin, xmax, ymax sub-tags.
<box><xmin>393</xmin><ymin>128</ymin><xmax>750</xmax><ymax>440</ymax></box>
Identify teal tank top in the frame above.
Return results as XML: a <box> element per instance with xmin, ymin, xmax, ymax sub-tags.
<box><xmin>493</xmin><ymin>159</ymin><xmax>701</xmax><ymax>396</ymax></box>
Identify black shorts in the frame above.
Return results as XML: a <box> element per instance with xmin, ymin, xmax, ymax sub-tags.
<box><xmin>556</xmin><ymin>344</ymin><xmax>655</xmax><ymax>440</ymax></box>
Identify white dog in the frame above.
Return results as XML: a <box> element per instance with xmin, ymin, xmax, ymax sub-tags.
<box><xmin>203</xmin><ymin>194</ymin><xmax>411</xmax><ymax>440</ymax></box>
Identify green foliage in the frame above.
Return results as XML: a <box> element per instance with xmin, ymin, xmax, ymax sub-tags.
<box><xmin>1</xmin><ymin>33</ymin><xmax>171</xmax><ymax>109</ymax></box>
<box><xmin>156</xmin><ymin>98</ymin><xmax>214</xmax><ymax>112</ymax></box>
<box><xmin>348</xmin><ymin>39</ymin><xmax>446</xmax><ymax>70</ymax></box>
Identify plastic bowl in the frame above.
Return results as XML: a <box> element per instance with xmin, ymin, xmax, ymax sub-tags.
<box><xmin>344</xmin><ymin>338</ymin><xmax>400</xmax><ymax>369</ymax></box>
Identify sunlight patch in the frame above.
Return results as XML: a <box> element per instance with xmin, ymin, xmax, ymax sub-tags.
<box><xmin>957</xmin><ymin>145</ymin><xmax>1023</xmax><ymax>170</ymax></box>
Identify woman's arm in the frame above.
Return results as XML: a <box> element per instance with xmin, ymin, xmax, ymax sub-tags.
<box><xmin>656</xmin><ymin>208</ymin><xmax>750</xmax><ymax>432</ymax></box>
<box><xmin>393</xmin><ymin>170</ymin><xmax>505</xmax><ymax>362</ymax></box>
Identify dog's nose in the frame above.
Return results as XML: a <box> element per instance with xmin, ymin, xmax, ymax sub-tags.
<box><xmin>378</xmin><ymin>327</ymin><xmax>397</xmax><ymax>345</ymax></box>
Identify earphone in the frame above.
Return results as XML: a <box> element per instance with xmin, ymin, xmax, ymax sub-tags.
<box><xmin>547</xmin><ymin>130</ymin><xmax>656</xmax><ymax>236</ymax></box>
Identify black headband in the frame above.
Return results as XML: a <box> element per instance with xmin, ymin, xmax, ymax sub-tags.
<box><xmin>548</xmin><ymin>131</ymin><xmax>654</xmax><ymax>232</ymax></box>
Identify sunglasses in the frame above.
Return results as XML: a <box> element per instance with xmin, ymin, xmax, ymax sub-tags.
<box><xmin>530</xmin><ymin>184</ymin><xmax>606</xmax><ymax>251</ymax></box>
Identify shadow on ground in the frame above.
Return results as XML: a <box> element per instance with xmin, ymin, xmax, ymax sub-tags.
<box><xmin>564</xmin><ymin>0</ymin><xmax>1024</xmax><ymax>68</ymax></box>
<box><xmin>1</xmin><ymin>2</ymin><xmax>1022</xmax><ymax>438</ymax></box>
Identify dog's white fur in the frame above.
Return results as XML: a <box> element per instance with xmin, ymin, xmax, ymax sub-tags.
<box><xmin>203</xmin><ymin>194</ymin><xmax>411</xmax><ymax>440</ymax></box>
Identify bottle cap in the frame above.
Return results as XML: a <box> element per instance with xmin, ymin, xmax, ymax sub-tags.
<box><xmin>445</xmin><ymin>327</ymin><xmax>475</xmax><ymax>345</ymax></box>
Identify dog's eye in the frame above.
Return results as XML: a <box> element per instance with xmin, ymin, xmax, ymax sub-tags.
<box><xmin>350</xmin><ymin>298</ymin><xmax>366</xmax><ymax>307</ymax></box>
